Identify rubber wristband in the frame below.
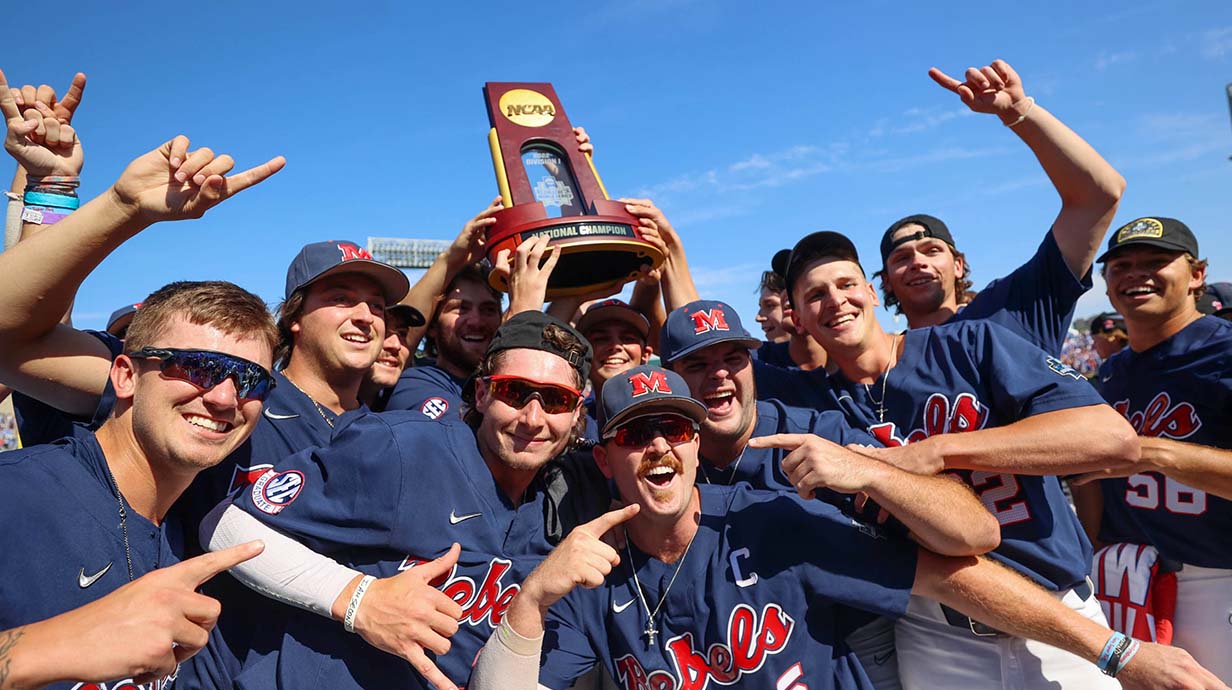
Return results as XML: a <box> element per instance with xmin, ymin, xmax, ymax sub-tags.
<box><xmin>20</xmin><ymin>205</ymin><xmax>71</xmax><ymax>225</ymax></box>
<box><xmin>1097</xmin><ymin>632</ymin><xmax>1131</xmax><ymax>676</ymax></box>
<box><xmin>22</xmin><ymin>191</ymin><xmax>80</xmax><ymax>210</ymax></box>
<box><xmin>343</xmin><ymin>575</ymin><xmax>376</xmax><ymax>633</ymax></box>
<box><xmin>1111</xmin><ymin>638</ymin><xmax>1140</xmax><ymax>677</ymax></box>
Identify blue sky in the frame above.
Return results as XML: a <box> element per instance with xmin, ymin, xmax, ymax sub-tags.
<box><xmin>3</xmin><ymin>0</ymin><xmax>1230</xmax><ymax>332</ymax></box>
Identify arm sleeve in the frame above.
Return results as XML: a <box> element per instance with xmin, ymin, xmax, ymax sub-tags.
<box><xmin>233</xmin><ymin>413</ymin><xmax>408</xmax><ymax>552</ymax></box>
<box><xmin>202</xmin><ymin>503</ymin><xmax>360</xmax><ymax>618</ymax></box>
<box><xmin>468</xmin><ymin>619</ymin><xmax>552</xmax><ymax>690</ymax></box>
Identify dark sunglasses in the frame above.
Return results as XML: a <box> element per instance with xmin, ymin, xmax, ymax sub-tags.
<box><xmin>604</xmin><ymin>414</ymin><xmax>698</xmax><ymax>447</ymax></box>
<box><xmin>483</xmin><ymin>375</ymin><xmax>582</xmax><ymax>414</ymax></box>
<box><xmin>130</xmin><ymin>347</ymin><xmax>277</xmax><ymax>402</ymax></box>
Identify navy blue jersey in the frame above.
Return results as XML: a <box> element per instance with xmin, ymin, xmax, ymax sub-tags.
<box><xmin>12</xmin><ymin>330</ymin><xmax>123</xmax><ymax>446</ymax></box>
<box><xmin>385</xmin><ymin>362</ymin><xmax>467</xmax><ymax>421</ymax></box>
<box><xmin>828</xmin><ymin>320</ymin><xmax>1100</xmax><ymax>590</ymax></box>
<box><xmin>1095</xmin><ymin>316</ymin><xmax>1232</xmax><ymax>568</ymax></box>
<box><xmin>0</xmin><ymin>435</ymin><xmax>180</xmax><ymax>690</ymax></box>
<box><xmin>753</xmin><ymin>340</ymin><xmax>795</xmax><ymax>369</ymax></box>
<box><xmin>951</xmin><ymin>231</ymin><xmax>1091</xmax><ymax>355</ymax></box>
<box><xmin>538</xmin><ymin>484</ymin><xmax>917</xmax><ymax>690</ymax></box>
<box><xmin>230</xmin><ymin>411</ymin><xmax>558</xmax><ymax>690</ymax></box>
<box><xmin>174</xmin><ymin>371</ymin><xmax>367</xmax><ymax>683</ymax></box>
<box><xmin>753</xmin><ymin>360</ymin><xmax>839</xmax><ymax>410</ymax></box>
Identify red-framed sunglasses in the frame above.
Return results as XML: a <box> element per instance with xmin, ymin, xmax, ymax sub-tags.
<box><xmin>604</xmin><ymin>414</ymin><xmax>698</xmax><ymax>447</ymax></box>
<box><xmin>483</xmin><ymin>375</ymin><xmax>582</xmax><ymax>414</ymax></box>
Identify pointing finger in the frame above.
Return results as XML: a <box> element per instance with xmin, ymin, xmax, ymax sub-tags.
<box><xmin>582</xmin><ymin>503</ymin><xmax>640</xmax><ymax>537</ymax></box>
<box><xmin>174</xmin><ymin>540</ymin><xmax>265</xmax><ymax>588</ymax></box>
<box><xmin>219</xmin><ymin>155</ymin><xmax>285</xmax><ymax>196</ymax></box>
<box><xmin>746</xmin><ymin>433</ymin><xmax>809</xmax><ymax>451</ymax></box>
<box><xmin>926</xmin><ymin>67</ymin><xmax>964</xmax><ymax>93</ymax></box>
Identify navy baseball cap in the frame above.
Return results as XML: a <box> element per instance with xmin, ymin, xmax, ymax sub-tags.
<box><xmin>879</xmin><ymin>214</ymin><xmax>957</xmax><ymax>265</ymax></box>
<box><xmin>660</xmin><ymin>300</ymin><xmax>761</xmax><ymax>364</ymax></box>
<box><xmin>284</xmin><ymin>240</ymin><xmax>410</xmax><ymax>303</ymax></box>
<box><xmin>106</xmin><ymin>302</ymin><xmax>142</xmax><ymax>336</ymax></box>
<box><xmin>1089</xmin><ymin>312</ymin><xmax>1126</xmax><ymax>336</ymax></box>
<box><xmin>597</xmin><ymin>364</ymin><xmax>708</xmax><ymax>436</ymax></box>
<box><xmin>1096</xmin><ymin>217</ymin><xmax>1199</xmax><ymax>264</ymax></box>
<box><xmin>576</xmin><ymin>299</ymin><xmax>650</xmax><ymax>340</ymax></box>
<box><xmin>485</xmin><ymin>311</ymin><xmax>592</xmax><ymax>381</ymax></box>
<box><xmin>1196</xmin><ymin>282</ymin><xmax>1232</xmax><ymax>316</ymax></box>
<box><xmin>784</xmin><ymin>231</ymin><xmax>862</xmax><ymax>298</ymax></box>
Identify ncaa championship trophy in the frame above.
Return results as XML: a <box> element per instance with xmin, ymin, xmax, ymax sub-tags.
<box><xmin>483</xmin><ymin>82</ymin><xmax>665</xmax><ymax>297</ymax></box>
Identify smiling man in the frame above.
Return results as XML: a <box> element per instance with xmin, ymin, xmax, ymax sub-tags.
<box><xmin>1069</xmin><ymin>217</ymin><xmax>1232</xmax><ymax>682</ymax></box>
<box><xmin>873</xmin><ymin>59</ymin><xmax>1124</xmax><ymax>356</ymax></box>
<box><xmin>466</xmin><ymin>365</ymin><xmax>1221</xmax><ymax>690</ymax></box>
<box><xmin>203</xmin><ymin>311</ymin><xmax>606</xmax><ymax>690</ymax></box>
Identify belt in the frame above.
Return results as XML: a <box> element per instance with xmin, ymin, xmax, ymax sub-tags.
<box><xmin>941</xmin><ymin>578</ymin><xmax>1093</xmax><ymax>637</ymax></box>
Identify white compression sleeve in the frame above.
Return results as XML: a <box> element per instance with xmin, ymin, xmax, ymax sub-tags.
<box><xmin>201</xmin><ymin>502</ymin><xmax>359</xmax><ymax>618</ymax></box>
<box><xmin>467</xmin><ymin>618</ymin><xmax>550</xmax><ymax>690</ymax></box>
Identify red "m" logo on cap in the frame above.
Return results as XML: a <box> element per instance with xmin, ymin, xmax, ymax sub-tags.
<box><xmin>629</xmin><ymin>371</ymin><xmax>671</xmax><ymax>397</ymax></box>
<box><xmin>691</xmin><ymin>308</ymin><xmax>730</xmax><ymax>334</ymax></box>
<box><xmin>337</xmin><ymin>243</ymin><xmax>374</xmax><ymax>261</ymax></box>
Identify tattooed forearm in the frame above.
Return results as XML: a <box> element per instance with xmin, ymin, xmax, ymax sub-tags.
<box><xmin>0</xmin><ymin>627</ymin><xmax>25</xmax><ymax>690</ymax></box>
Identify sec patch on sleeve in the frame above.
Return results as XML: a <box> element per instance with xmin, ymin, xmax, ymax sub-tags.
<box><xmin>421</xmin><ymin>397</ymin><xmax>449</xmax><ymax>419</ymax></box>
<box><xmin>1046</xmin><ymin>356</ymin><xmax>1084</xmax><ymax>381</ymax></box>
<box><xmin>251</xmin><ymin>469</ymin><xmax>306</xmax><ymax>515</ymax></box>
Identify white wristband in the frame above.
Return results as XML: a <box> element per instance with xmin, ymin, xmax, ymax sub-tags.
<box><xmin>343</xmin><ymin>575</ymin><xmax>376</xmax><ymax>633</ymax></box>
<box><xmin>1006</xmin><ymin>96</ymin><xmax>1036</xmax><ymax>127</ymax></box>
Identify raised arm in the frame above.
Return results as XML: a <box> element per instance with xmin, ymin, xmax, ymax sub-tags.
<box><xmin>929</xmin><ymin>59</ymin><xmax>1125</xmax><ymax>278</ymax></box>
<box><xmin>619</xmin><ymin>198</ymin><xmax>699</xmax><ymax>311</ymax></box>
<box><xmin>0</xmin><ymin>67</ymin><xmax>283</xmax><ymax>415</ymax></box>
<box><xmin>750</xmin><ymin>432</ymin><xmax>1001</xmax><ymax>556</ymax></box>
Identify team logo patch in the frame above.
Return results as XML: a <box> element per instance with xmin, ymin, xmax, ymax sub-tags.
<box><xmin>421</xmin><ymin>397</ymin><xmax>449</xmax><ymax>419</ymax></box>
<box><xmin>250</xmin><ymin>470</ymin><xmax>305</xmax><ymax>515</ymax></box>
<box><xmin>228</xmin><ymin>463</ymin><xmax>273</xmax><ymax>494</ymax></box>
<box><xmin>1046</xmin><ymin>356</ymin><xmax>1084</xmax><ymax>380</ymax></box>
<box><xmin>336</xmin><ymin>242</ymin><xmax>374</xmax><ymax>261</ymax></box>
<box><xmin>690</xmin><ymin>307</ymin><xmax>730</xmax><ymax>335</ymax></box>
<box><xmin>629</xmin><ymin>370</ymin><xmax>670</xmax><ymax>397</ymax></box>
<box><xmin>1116</xmin><ymin>218</ymin><xmax>1164</xmax><ymax>243</ymax></box>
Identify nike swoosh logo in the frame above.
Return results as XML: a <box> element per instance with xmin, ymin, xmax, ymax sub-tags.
<box><xmin>449</xmin><ymin>511</ymin><xmax>482</xmax><ymax>525</ymax></box>
<box><xmin>264</xmin><ymin>409</ymin><xmax>299</xmax><ymax>420</ymax></box>
<box><xmin>612</xmin><ymin>599</ymin><xmax>635</xmax><ymax>613</ymax></box>
<box><xmin>873</xmin><ymin>651</ymin><xmax>893</xmax><ymax>666</ymax></box>
<box><xmin>78</xmin><ymin>563</ymin><xmax>112</xmax><ymax>588</ymax></box>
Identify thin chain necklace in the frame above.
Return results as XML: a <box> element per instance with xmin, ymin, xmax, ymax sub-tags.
<box><xmin>624</xmin><ymin>526</ymin><xmax>697</xmax><ymax>646</ymax></box>
<box><xmin>101</xmin><ymin>461</ymin><xmax>135</xmax><ymax>582</ymax></box>
<box><xmin>697</xmin><ymin>447</ymin><xmax>746</xmax><ymax>485</ymax></box>
<box><xmin>281</xmin><ymin>371</ymin><xmax>335</xmax><ymax>429</ymax></box>
<box><xmin>862</xmin><ymin>333</ymin><xmax>900</xmax><ymax>424</ymax></box>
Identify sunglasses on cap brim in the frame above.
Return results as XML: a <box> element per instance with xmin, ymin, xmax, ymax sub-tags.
<box><xmin>129</xmin><ymin>347</ymin><xmax>277</xmax><ymax>402</ymax></box>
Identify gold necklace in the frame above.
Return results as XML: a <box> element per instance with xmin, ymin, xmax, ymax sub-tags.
<box><xmin>862</xmin><ymin>333</ymin><xmax>900</xmax><ymax>424</ymax></box>
<box><xmin>280</xmin><ymin>371</ymin><xmax>336</xmax><ymax>429</ymax></box>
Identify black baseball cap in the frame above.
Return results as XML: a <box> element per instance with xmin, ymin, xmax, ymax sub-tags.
<box><xmin>386</xmin><ymin>303</ymin><xmax>426</xmax><ymax>328</ymax></box>
<box><xmin>1096</xmin><ymin>217</ymin><xmax>1199</xmax><ymax>264</ymax></box>
<box><xmin>484</xmin><ymin>311</ymin><xmax>592</xmax><ymax>382</ymax></box>
<box><xmin>1089</xmin><ymin>312</ymin><xmax>1126</xmax><ymax>336</ymax></box>
<box><xmin>784</xmin><ymin>231</ymin><xmax>861</xmax><ymax>298</ymax></box>
<box><xmin>770</xmin><ymin>248</ymin><xmax>792</xmax><ymax>279</ymax></box>
<box><xmin>880</xmin><ymin>214</ymin><xmax>957</xmax><ymax>265</ymax></box>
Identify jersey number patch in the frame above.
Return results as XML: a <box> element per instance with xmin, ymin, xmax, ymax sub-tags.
<box><xmin>1124</xmin><ymin>472</ymin><xmax>1207</xmax><ymax>515</ymax></box>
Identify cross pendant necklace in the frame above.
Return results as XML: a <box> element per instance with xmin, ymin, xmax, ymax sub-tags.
<box><xmin>643</xmin><ymin>623</ymin><xmax>659</xmax><ymax>645</ymax></box>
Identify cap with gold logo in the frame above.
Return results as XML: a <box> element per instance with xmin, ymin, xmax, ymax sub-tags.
<box><xmin>1096</xmin><ymin>216</ymin><xmax>1199</xmax><ymax>263</ymax></box>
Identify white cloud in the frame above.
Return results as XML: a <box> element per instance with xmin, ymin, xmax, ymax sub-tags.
<box><xmin>1095</xmin><ymin>50</ymin><xmax>1137</xmax><ymax>71</ymax></box>
<box><xmin>860</xmin><ymin>145</ymin><xmax>1015</xmax><ymax>174</ymax></box>
<box><xmin>1201</xmin><ymin>26</ymin><xmax>1232</xmax><ymax>60</ymax></box>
